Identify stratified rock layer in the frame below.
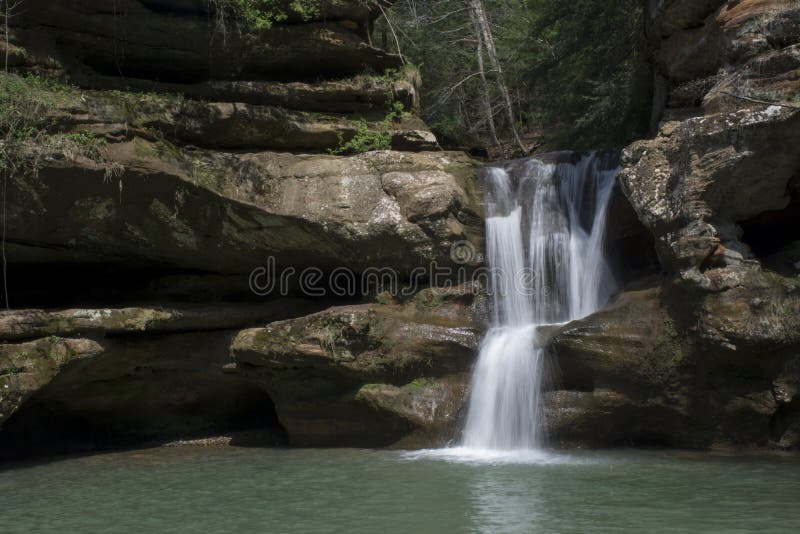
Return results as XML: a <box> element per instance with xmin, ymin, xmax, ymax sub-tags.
<box><xmin>0</xmin><ymin>0</ymin><xmax>485</xmax><ymax>458</ymax></box>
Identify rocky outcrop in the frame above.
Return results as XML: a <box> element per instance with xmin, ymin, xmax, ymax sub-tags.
<box><xmin>8</xmin><ymin>140</ymin><xmax>479</xmax><ymax>276</ymax></box>
<box><xmin>543</xmin><ymin>0</ymin><xmax>800</xmax><ymax>450</ymax></box>
<box><xmin>7</xmin><ymin>0</ymin><xmax>798</xmax><ymax>457</ymax></box>
<box><xmin>26</xmin><ymin>74</ymin><xmax>432</xmax><ymax>152</ymax></box>
<box><xmin>620</xmin><ymin>105</ymin><xmax>800</xmax><ymax>282</ymax></box>
<box><xmin>546</xmin><ymin>277</ymin><xmax>800</xmax><ymax>448</ymax></box>
<box><xmin>3</xmin><ymin>1</ymin><xmax>481</xmax><ymax>284</ymax></box>
<box><xmin>231</xmin><ymin>287</ymin><xmax>483</xmax><ymax>447</ymax></box>
<box><xmin>622</xmin><ymin>0</ymin><xmax>800</xmax><ymax>287</ymax></box>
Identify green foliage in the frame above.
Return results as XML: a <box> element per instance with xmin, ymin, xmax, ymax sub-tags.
<box><xmin>329</xmin><ymin>97</ymin><xmax>404</xmax><ymax>155</ymax></box>
<box><xmin>63</xmin><ymin>131</ymin><xmax>106</xmax><ymax>149</ymax></box>
<box><xmin>520</xmin><ymin>0</ymin><xmax>652</xmax><ymax>149</ymax></box>
<box><xmin>0</xmin><ymin>73</ymin><xmax>58</xmax><ymax>170</ymax></box>
<box><xmin>380</xmin><ymin>0</ymin><xmax>651</xmax><ymax>151</ymax></box>
<box><xmin>0</xmin><ymin>73</ymin><xmax>115</xmax><ymax>178</ymax></box>
<box><xmin>212</xmin><ymin>0</ymin><xmax>324</xmax><ymax>31</ymax></box>
<box><xmin>330</xmin><ymin>119</ymin><xmax>392</xmax><ymax>155</ymax></box>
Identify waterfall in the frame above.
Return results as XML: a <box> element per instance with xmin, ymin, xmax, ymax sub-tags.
<box><xmin>462</xmin><ymin>152</ymin><xmax>619</xmax><ymax>451</ymax></box>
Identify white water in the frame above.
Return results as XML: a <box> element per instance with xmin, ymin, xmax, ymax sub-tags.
<box><xmin>461</xmin><ymin>153</ymin><xmax>619</xmax><ymax>453</ymax></box>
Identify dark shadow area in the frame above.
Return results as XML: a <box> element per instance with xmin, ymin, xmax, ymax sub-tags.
<box><xmin>0</xmin><ymin>375</ymin><xmax>286</xmax><ymax>463</ymax></box>
<box><xmin>0</xmin><ymin>331</ymin><xmax>288</xmax><ymax>463</ymax></box>
<box><xmin>740</xmin><ymin>174</ymin><xmax>800</xmax><ymax>276</ymax></box>
<box><xmin>607</xmin><ymin>186</ymin><xmax>661</xmax><ymax>286</ymax></box>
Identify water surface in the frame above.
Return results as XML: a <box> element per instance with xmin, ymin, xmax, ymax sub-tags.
<box><xmin>2</xmin><ymin>447</ymin><xmax>799</xmax><ymax>533</ymax></box>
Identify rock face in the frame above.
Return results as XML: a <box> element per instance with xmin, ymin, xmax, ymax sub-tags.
<box><xmin>0</xmin><ymin>0</ymin><xmax>484</xmax><ymax>458</ymax></box>
<box><xmin>623</xmin><ymin>0</ymin><xmax>800</xmax><ymax>287</ymax></box>
<box><xmin>544</xmin><ymin>0</ymin><xmax>800</xmax><ymax>449</ymax></box>
<box><xmin>3</xmin><ymin>1</ymin><xmax>481</xmax><ymax>285</ymax></box>
<box><xmin>8</xmin><ymin>140</ymin><xmax>479</xmax><ymax>276</ymax></box>
<box><xmin>547</xmin><ymin>277</ymin><xmax>800</xmax><ymax>448</ymax></box>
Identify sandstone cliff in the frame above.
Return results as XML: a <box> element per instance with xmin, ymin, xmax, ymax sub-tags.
<box><xmin>0</xmin><ymin>0</ymin><xmax>484</xmax><ymax>458</ymax></box>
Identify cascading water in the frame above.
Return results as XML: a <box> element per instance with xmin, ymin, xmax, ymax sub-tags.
<box><xmin>462</xmin><ymin>152</ymin><xmax>619</xmax><ymax>451</ymax></box>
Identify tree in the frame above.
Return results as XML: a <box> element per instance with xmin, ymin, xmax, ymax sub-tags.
<box><xmin>468</xmin><ymin>0</ymin><xmax>525</xmax><ymax>154</ymax></box>
<box><xmin>377</xmin><ymin>0</ymin><xmax>651</xmax><ymax>153</ymax></box>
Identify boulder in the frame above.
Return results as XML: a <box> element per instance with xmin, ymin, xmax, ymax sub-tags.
<box><xmin>546</xmin><ymin>272</ymin><xmax>800</xmax><ymax>449</ymax></box>
<box><xmin>619</xmin><ymin>106</ymin><xmax>800</xmax><ymax>284</ymax></box>
<box><xmin>231</xmin><ymin>292</ymin><xmax>481</xmax><ymax>447</ymax></box>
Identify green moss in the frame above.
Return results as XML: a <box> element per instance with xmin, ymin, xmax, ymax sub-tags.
<box><xmin>314</xmin><ymin>324</ymin><xmax>339</xmax><ymax>353</ymax></box>
<box><xmin>375</xmin><ymin>291</ymin><xmax>394</xmax><ymax>305</ymax></box>
<box><xmin>407</xmin><ymin>377</ymin><xmax>436</xmax><ymax>390</ymax></box>
<box><xmin>414</xmin><ymin>290</ymin><xmax>445</xmax><ymax>311</ymax></box>
<box><xmin>653</xmin><ymin>319</ymin><xmax>679</xmax><ymax>349</ymax></box>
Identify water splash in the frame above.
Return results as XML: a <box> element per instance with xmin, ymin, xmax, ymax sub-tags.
<box><xmin>461</xmin><ymin>153</ymin><xmax>619</xmax><ymax>452</ymax></box>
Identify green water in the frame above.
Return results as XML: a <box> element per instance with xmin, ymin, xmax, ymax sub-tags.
<box><xmin>2</xmin><ymin>447</ymin><xmax>799</xmax><ymax>533</ymax></box>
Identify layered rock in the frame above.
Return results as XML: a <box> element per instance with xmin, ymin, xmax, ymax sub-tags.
<box><xmin>7</xmin><ymin>140</ymin><xmax>479</xmax><ymax>275</ymax></box>
<box><xmin>623</xmin><ymin>0</ymin><xmax>800</xmax><ymax>286</ymax></box>
<box><xmin>0</xmin><ymin>0</ymin><xmax>484</xmax><ymax>458</ymax></box>
<box><xmin>3</xmin><ymin>1</ymin><xmax>480</xmax><ymax>283</ymax></box>
<box><xmin>11</xmin><ymin>0</ymin><xmax>399</xmax><ymax>82</ymax></box>
<box><xmin>546</xmin><ymin>276</ymin><xmax>800</xmax><ymax>448</ymax></box>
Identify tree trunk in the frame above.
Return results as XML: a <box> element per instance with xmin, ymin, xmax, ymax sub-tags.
<box><xmin>469</xmin><ymin>2</ymin><xmax>499</xmax><ymax>147</ymax></box>
<box><xmin>469</xmin><ymin>0</ymin><xmax>527</xmax><ymax>154</ymax></box>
